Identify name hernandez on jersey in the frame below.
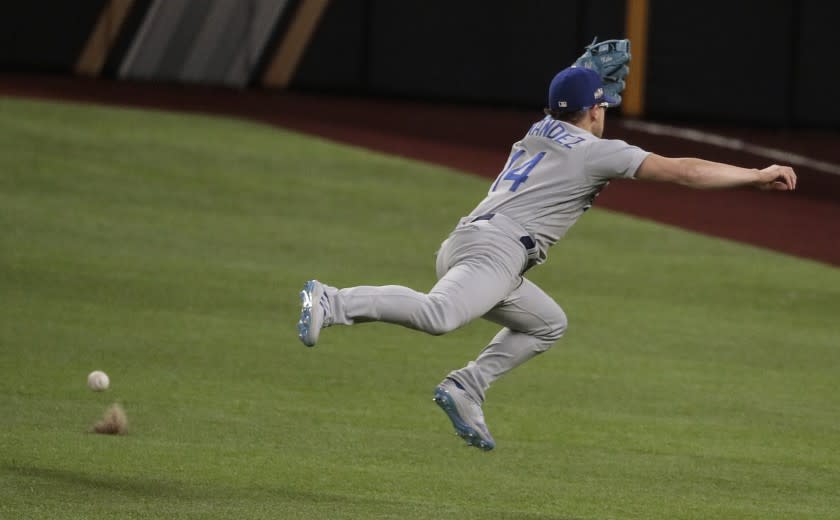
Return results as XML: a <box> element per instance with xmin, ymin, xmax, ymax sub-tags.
<box><xmin>526</xmin><ymin>117</ymin><xmax>587</xmax><ymax>148</ymax></box>
<box><xmin>469</xmin><ymin>116</ymin><xmax>649</xmax><ymax>264</ymax></box>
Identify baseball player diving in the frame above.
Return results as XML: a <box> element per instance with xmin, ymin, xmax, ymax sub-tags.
<box><xmin>296</xmin><ymin>39</ymin><xmax>798</xmax><ymax>450</ymax></box>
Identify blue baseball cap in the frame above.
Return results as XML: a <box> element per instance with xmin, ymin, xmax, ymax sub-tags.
<box><xmin>548</xmin><ymin>66</ymin><xmax>618</xmax><ymax>112</ymax></box>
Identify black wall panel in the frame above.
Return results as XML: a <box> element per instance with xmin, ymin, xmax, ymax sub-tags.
<box><xmin>576</xmin><ymin>0</ymin><xmax>627</xmax><ymax>51</ymax></box>
<box><xmin>646</xmin><ymin>0</ymin><xmax>795</xmax><ymax>125</ymax></box>
<box><xmin>793</xmin><ymin>1</ymin><xmax>840</xmax><ymax>128</ymax></box>
<box><xmin>0</xmin><ymin>0</ymin><xmax>107</xmax><ymax>72</ymax></box>
<box><xmin>293</xmin><ymin>0</ymin><xmax>368</xmax><ymax>91</ymax></box>
<box><xmin>366</xmin><ymin>0</ymin><xmax>580</xmax><ymax>106</ymax></box>
<box><xmin>296</xmin><ymin>0</ymin><xmax>626</xmax><ymax>109</ymax></box>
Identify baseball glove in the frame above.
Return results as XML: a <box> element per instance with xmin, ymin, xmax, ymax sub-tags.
<box><xmin>573</xmin><ymin>37</ymin><xmax>631</xmax><ymax>106</ymax></box>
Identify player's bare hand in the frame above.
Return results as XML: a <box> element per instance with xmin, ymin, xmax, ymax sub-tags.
<box><xmin>757</xmin><ymin>164</ymin><xmax>797</xmax><ymax>191</ymax></box>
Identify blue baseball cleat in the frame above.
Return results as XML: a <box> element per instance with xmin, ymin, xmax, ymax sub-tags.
<box><xmin>434</xmin><ymin>379</ymin><xmax>496</xmax><ymax>451</ymax></box>
<box><xmin>298</xmin><ymin>280</ymin><xmax>328</xmax><ymax>347</ymax></box>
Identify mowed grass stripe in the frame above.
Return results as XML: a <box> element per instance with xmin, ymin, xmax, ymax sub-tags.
<box><xmin>1</xmin><ymin>97</ymin><xmax>838</xmax><ymax>519</ymax></box>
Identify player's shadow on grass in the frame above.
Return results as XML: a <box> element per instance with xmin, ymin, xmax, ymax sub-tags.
<box><xmin>5</xmin><ymin>462</ymin><xmax>594</xmax><ymax>519</ymax></box>
<box><xmin>3</xmin><ymin>462</ymin><xmax>203</xmax><ymax>499</ymax></box>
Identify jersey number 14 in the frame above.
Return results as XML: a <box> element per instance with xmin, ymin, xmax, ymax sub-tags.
<box><xmin>491</xmin><ymin>150</ymin><xmax>546</xmax><ymax>192</ymax></box>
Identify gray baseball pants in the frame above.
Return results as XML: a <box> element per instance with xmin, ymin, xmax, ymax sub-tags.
<box><xmin>326</xmin><ymin>214</ymin><xmax>568</xmax><ymax>403</ymax></box>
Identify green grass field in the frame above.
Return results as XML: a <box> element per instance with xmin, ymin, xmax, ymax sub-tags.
<box><xmin>1</xmin><ymin>96</ymin><xmax>838</xmax><ymax>519</ymax></box>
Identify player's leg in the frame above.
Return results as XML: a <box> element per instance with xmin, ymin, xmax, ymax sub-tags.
<box><xmin>299</xmin><ymin>226</ymin><xmax>528</xmax><ymax>346</ymax></box>
<box><xmin>445</xmin><ymin>277</ymin><xmax>567</xmax><ymax>403</ymax></box>
<box><xmin>327</xmin><ymin>255</ymin><xmax>521</xmax><ymax>334</ymax></box>
<box><xmin>433</xmin><ymin>277</ymin><xmax>565</xmax><ymax>450</ymax></box>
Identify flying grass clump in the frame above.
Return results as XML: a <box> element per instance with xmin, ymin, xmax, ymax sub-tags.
<box><xmin>91</xmin><ymin>403</ymin><xmax>128</xmax><ymax>435</ymax></box>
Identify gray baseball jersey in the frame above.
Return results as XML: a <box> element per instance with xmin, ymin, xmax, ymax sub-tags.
<box><xmin>468</xmin><ymin>115</ymin><xmax>650</xmax><ymax>264</ymax></box>
<box><xmin>321</xmin><ymin>115</ymin><xmax>651</xmax><ymax>405</ymax></box>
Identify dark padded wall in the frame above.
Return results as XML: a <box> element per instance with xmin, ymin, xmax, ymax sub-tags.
<box><xmin>293</xmin><ymin>0</ymin><xmax>368</xmax><ymax>92</ymax></box>
<box><xmin>295</xmin><ymin>0</ymin><xmax>627</xmax><ymax>108</ymax></box>
<box><xmin>365</xmin><ymin>0</ymin><xmax>581</xmax><ymax>106</ymax></box>
<box><xmin>793</xmin><ymin>1</ymin><xmax>840</xmax><ymax>127</ymax></box>
<box><xmin>576</xmin><ymin>0</ymin><xmax>627</xmax><ymax>52</ymax></box>
<box><xmin>645</xmin><ymin>0</ymin><xmax>795</xmax><ymax>125</ymax></box>
<box><xmin>0</xmin><ymin>0</ymin><xmax>107</xmax><ymax>72</ymax></box>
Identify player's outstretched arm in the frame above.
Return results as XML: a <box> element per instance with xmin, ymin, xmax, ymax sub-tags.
<box><xmin>636</xmin><ymin>154</ymin><xmax>797</xmax><ymax>191</ymax></box>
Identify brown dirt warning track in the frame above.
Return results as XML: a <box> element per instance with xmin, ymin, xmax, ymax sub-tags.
<box><xmin>2</xmin><ymin>74</ymin><xmax>838</xmax><ymax>267</ymax></box>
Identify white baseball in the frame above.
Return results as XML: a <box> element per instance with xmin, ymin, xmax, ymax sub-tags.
<box><xmin>87</xmin><ymin>370</ymin><xmax>110</xmax><ymax>391</ymax></box>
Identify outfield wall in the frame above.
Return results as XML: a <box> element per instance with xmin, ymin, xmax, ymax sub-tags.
<box><xmin>1</xmin><ymin>0</ymin><xmax>839</xmax><ymax>128</ymax></box>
